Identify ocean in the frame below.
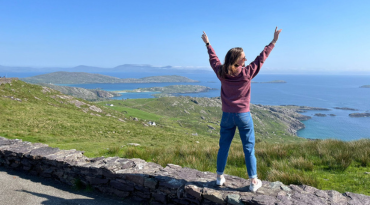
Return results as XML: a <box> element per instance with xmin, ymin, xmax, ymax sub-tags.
<box><xmin>6</xmin><ymin>72</ymin><xmax>370</xmax><ymax>141</ymax></box>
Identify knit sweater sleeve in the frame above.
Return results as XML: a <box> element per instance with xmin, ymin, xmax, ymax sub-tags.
<box><xmin>247</xmin><ymin>43</ymin><xmax>275</xmax><ymax>79</ymax></box>
<box><xmin>207</xmin><ymin>45</ymin><xmax>221</xmax><ymax>74</ymax></box>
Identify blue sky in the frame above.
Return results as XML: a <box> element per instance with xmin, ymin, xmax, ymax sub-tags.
<box><xmin>0</xmin><ymin>0</ymin><xmax>369</xmax><ymax>73</ymax></box>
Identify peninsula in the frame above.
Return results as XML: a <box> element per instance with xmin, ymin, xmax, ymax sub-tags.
<box><xmin>38</xmin><ymin>83</ymin><xmax>120</xmax><ymax>101</ymax></box>
<box><xmin>349</xmin><ymin>113</ymin><xmax>370</xmax><ymax>117</ymax></box>
<box><xmin>334</xmin><ymin>107</ymin><xmax>358</xmax><ymax>111</ymax></box>
<box><xmin>22</xmin><ymin>71</ymin><xmax>199</xmax><ymax>84</ymax></box>
<box><xmin>360</xmin><ymin>85</ymin><xmax>370</xmax><ymax>88</ymax></box>
<box><xmin>115</xmin><ymin>85</ymin><xmax>216</xmax><ymax>97</ymax></box>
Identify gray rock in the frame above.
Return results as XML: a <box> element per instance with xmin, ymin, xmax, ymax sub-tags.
<box><xmin>251</xmin><ymin>195</ymin><xmax>277</xmax><ymax>205</ymax></box>
<box><xmin>314</xmin><ymin>113</ymin><xmax>327</xmax><ymax>117</ymax></box>
<box><xmin>184</xmin><ymin>184</ymin><xmax>202</xmax><ymax>200</ymax></box>
<box><xmin>207</xmin><ymin>125</ymin><xmax>215</xmax><ymax>130</ymax></box>
<box><xmin>127</xmin><ymin>143</ymin><xmax>140</xmax><ymax>146</ymax></box>
<box><xmin>227</xmin><ymin>194</ymin><xmax>243</xmax><ymax>205</ymax></box>
<box><xmin>203</xmin><ymin>188</ymin><xmax>225</xmax><ymax>204</ymax></box>
<box><xmin>344</xmin><ymin>192</ymin><xmax>370</xmax><ymax>205</ymax></box>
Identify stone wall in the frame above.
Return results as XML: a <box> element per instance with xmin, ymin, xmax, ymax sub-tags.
<box><xmin>0</xmin><ymin>136</ymin><xmax>369</xmax><ymax>205</ymax></box>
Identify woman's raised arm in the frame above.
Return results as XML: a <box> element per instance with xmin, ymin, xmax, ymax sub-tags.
<box><xmin>201</xmin><ymin>31</ymin><xmax>221</xmax><ymax>74</ymax></box>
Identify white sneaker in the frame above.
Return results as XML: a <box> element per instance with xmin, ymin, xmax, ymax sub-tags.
<box><xmin>249</xmin><ymin>179</ymin><xmax>262</xmax><ymax>192</ymax></box>
<box><xmin>216</xmin><ymin>176</ymin><xmax>225</xmax><ymax>186</ymax></box>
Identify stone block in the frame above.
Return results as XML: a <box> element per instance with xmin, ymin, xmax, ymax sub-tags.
<box><xmin>133</xmin><ymin>190</ymin><xmax>151</xmax><ymax>199</ymax></box>
<box><xmin>85</xmin><ymin>176</ymin><xmax>109</xmax><ymax>185</ymax></box>
<box><xmin>184</xmin><ymin>184</ymin><xmax>202</xmax><ymax>200</ymax></box>
<box><xmin>111</xmin><ymin>189</ymin><xmax>130</xmax><ymax>198</ymax></box>
<box><xmin>276</xmin><ymin>195</ymin><xmax>293</xmax><ymax>205</ymax></box>
<box><xmin>170</xmin><ymin>198</ymin><xmax>189</xmax><ymax>205</ymax></box>
<box><xmin>126</xmin><ymin>173</ymin><xmax>147</xmax><ymax>186</ymax></box>
<box><xmin>251</xmin><ymin>195</ymin><xmax>278</xmax><ymax>205</ymax></box>
<box><xmin>27</xmin><ymin>147</ymin><xmax>60</xmax><ymax>159</ymax></box>
<box><xmin>327</xmin><ymin>190</ymin><xmax>347</xmax><ymax>204</ymax></box>
<box><xmin>23</xmin><ymin>166</ymin><xmax>31</xmax><ymax>171</ymax></box>
<box><xmin>110</xmin><ymin>179</ymin><xmax>135</xmax><ymax>192</ymax></box>
<box><xmin>314</xmin><ymin>190</ymin><xmax>328</xmax><ymax>199</ymax></box>
<box><xmin>344</xmin><ymin>192</ymin><xmax>370</xmax><ymax>205</ymax></box>
<box><xmin>144</xmin><ymin>177</ymin><xmax>158</xmax><ymax>190</ymax></box>
<box><xmin>227</xmin><ymin>194</ymin><xmax>243</xmax><ymax>205</ymax></box>
<box><xmin>152</xmin><ymin>193</ymin><xmax>167</xmax><ymax>204</ymax></box>
<box><xmin>203</xmin><ymin>188</ymin><xmax>225</xmax><ymax>204</ymax></box>
<box><xmin>10</xmin><ymin>161</ymin><xmax>21</xmax><ymax>168</ymax></box>
<box><xmin>301</xmin><ymin>185</ymin><xmax>319</xmax><ymax>193</ymax></box>
<box><xmin>291</xmin><ymin>192</ymin><xmax>326</xmax><ymax>205</ymax></box>
<box><xmin>159</xmin><ymin>178</ymin><xmax>186</xmax><ymax>190</ymax></box>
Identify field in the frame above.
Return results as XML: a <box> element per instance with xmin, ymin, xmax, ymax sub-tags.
<box><xmin>1</xmin><ymin>79</ymin><xmax>369</xmax><ymax>195</ymax></box>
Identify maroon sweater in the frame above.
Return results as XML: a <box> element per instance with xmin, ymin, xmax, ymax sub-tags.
<box><xmin>207</xmin><ymin>43</ymin><xmax>275</xmax><ymax>113</ymax></box>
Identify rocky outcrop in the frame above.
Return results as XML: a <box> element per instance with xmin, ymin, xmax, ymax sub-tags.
<box><xmin>169</xmin><ymin>97</ymin><xmax>318</xmax><ymax>136</ymax></box>
<box><xmin>38</xmin><ymin>83</ymin><xmax>120</xmax><ymax>101</ymax></box>
<box><xmin>1</xmin><ymin>137</ymin><xmax>369</xmax><ymax>204</ymax></box>
<box><xmin>349</xmin><ymin>113</ymin><xmax>370</xmax><ymax>118</ymax></box>
<box><xmin>334</xmin><ymin>107</ymin><xmax>359</xmax><ymax>111</ymax></box>
<box><xmin>253</xmin><ymin>104</ymin><xmax>309</xmax><ymax>135</ymax></box>
<box><xmin>315</xmin><ymin>113</ymin><xmax>327</xmax><ymax>117</ymax></box>
<box><xmin>0</xmin><ymin>78</ymin><xmax>18</xmax><ymax>85</ymax></box>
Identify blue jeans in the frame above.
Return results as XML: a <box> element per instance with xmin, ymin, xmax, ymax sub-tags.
<box><xmin>216</xmin><ymin>112</ymin><xmax>257</xmax><ymax>179</ymax></box>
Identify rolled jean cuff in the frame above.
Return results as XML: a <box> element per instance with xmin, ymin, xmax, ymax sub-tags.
<box><xmin>216</xmin><ymin>171</ymin><xmax>223</xmax><ymax>175</ymax></box>
<box><xmin>249</xmin><ymin>174</ymin><xmax>257</xmax><ymax>179</ymax></box>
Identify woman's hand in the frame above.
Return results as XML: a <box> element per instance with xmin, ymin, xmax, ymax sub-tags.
<box><xmin>201</xmin><ymin>31</ymin><xmax>209</xmax><ymax>44</ymax></box>
<box><xmin>272</xmin><ymin>27</ymin><xmax>282</xmax><ymax>44</ymax></box>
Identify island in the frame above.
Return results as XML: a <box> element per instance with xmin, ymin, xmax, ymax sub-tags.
<box><xmin>333</xmin><ymin>107</ymin><xmax>358</xmax><ymax>111</ymax></box>
<box><xmin>22</xmin><ymin>72</ymin><xmax>199</xmax><ymax>84</ymax></box>
<box><xmin>114</xmin><ymin>85</ymin><xmax>216</xmax><ymax>98</ymax></box>
<box><xmin>280</xmin><ymin>105</ymin><xmax>330</xmax><ymax>113</ymax></box>
<box><xmin>252</xmin><ymin>80</ymin><xmax>287</xmax><ymax>83</ymax></box>
<box><xmin>349</xmin><ymin>113</ymin><xmax>370</xmax><ymax>117</ymax></box>
<box><xmin>360</xmin><ymin>85</ymin><xmax>370</xmax><ymax>88</ymax></box>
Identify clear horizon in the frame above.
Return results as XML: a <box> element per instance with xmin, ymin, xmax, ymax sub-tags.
<box><xmin>1</xmin><ymin>0</ymin><xmax>370</xmax><ymax>73</ymax></box>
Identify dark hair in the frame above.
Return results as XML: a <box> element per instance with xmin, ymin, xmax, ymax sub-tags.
<box><xmin>218</xmin><ymin>47</ymin><xmax>243</xmax><ymax>78</ymax></box>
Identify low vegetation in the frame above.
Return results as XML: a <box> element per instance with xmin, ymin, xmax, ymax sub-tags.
<box><xmin>1</xmin><ymin>79</ymin><xmax>369</xmax><ymax>195</ymax></box>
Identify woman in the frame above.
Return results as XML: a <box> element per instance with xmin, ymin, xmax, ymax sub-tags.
<box><xmin>201</xmin><ymin>27</ymin><xmax>282</xmax><ymax>192</ymax></box>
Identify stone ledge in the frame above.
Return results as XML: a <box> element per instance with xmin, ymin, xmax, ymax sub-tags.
<box><xmin>0</xmin><ymin>136</ymin><xmax>369</xmax><ymax>205</ymax></box>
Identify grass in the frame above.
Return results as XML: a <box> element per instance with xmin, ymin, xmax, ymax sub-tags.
<box><xmin>1</xmin><ymin>79</ymin><xmax>370</xmax><ymax>195</ymax></box>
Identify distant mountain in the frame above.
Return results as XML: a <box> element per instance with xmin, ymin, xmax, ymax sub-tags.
<box><xmin>22</xmin><ymin>71</ymin><xmax>199</xmax><ymax>84</ymax></box>
<box><xmin>0</xmin><ymin>64</ymin><xmax>213</xmax><ymax>74</ymax></box>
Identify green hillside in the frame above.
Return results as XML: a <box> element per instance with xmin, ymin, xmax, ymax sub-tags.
<box><xmin>1</xmin><ymin>78</ymin><xmax>369</xmax><ymax>195</ymax></box>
